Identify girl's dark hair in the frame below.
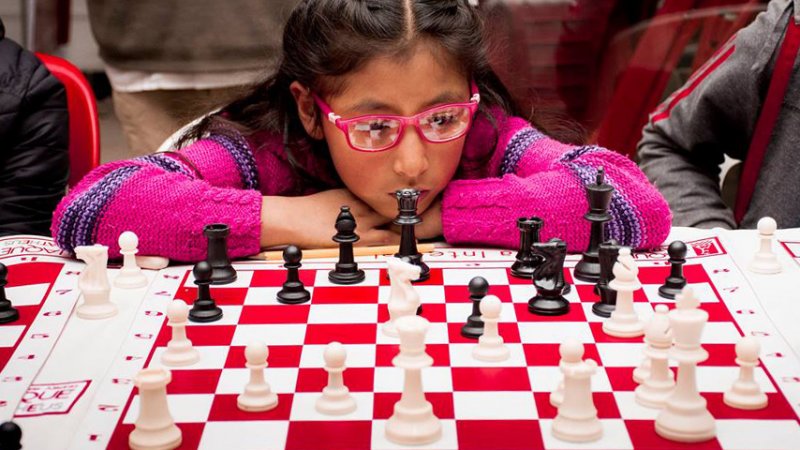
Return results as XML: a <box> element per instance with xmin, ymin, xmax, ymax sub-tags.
<box><xmin>180</xmin><ymin>0</ymin><xmax>524</xmax><ymax>190</ymax></box>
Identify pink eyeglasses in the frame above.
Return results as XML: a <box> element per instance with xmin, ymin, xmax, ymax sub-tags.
<box><xmin>312</xmin><ymin>83</ymin><xmax>480</xmax><ymax>152</ymax></box>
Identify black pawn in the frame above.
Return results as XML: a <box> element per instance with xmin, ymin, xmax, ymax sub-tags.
<box><xmin>189</xmin><ymin>261</ymin><xmax>223</xmax><ymax>322</ymax></box>
<box><xmin>658</xmin><ymin>241</ymin><xmax>688</xmax><ymax>299</ymax></box>
<box><xmin>328</xmin><ymin>206</ymin><xmax>365</xmax><ymax>285</ymax></box>
<box><xmin>0</xmin><ymin>263</ymin><xmax>19</xmax><ymax>324</ymax></box>
<box><xmin>0</xmin><ymin>421</ymin><xmax>22</xmax><ymax>450</ymax></box>
<box><xmin>461</xmin><ymin>276</ymin><xmax>489</xmax><ymax>339</ymax></box>
<box><xmin>528</xmin><ymin>238</ymin><xmax>570</xmax><ymax>316</ymax></box>
<box><xmin>394</xmin><ymin>189</ymin><xmax>430</xmax><ymax>282</ymax></box>
<box><xmin>574</xmin><ymin>167</ymin><xmax>614</xmax><ymax>282</ymax></box>
<box><xmin>204</xmin><ymin>223</ymin><xmax>237</xmax><ymax>285</ymax></box>
<box><xmin>510</xmin><ymin>217</ymin><xmax>544</xmax><ymax>279</ymax></box>
<box><xmin>592</xmin><ymin>239</ymin><xmax>621</xmax><ymax>318</ymax></box>
<box><xmin>277</xmin><ymin>245</ymin><xmax>311</xmax><ymax>304</ymax></box>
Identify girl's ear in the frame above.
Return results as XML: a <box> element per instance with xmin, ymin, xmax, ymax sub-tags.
<box><xmin>289</xmin><ymin>81</ymin><xmax>324</xmax><ymax>140</ymax></box>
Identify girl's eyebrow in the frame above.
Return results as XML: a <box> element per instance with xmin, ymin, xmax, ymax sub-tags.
<box><xmin>342</xmin><ymin>90</ymin><xmax>466</xmax><ymax>115</ymax></box>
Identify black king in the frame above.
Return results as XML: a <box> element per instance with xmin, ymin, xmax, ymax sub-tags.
<box><xmin>574</xmin><ymin>167</ymin><xmax>614</xmax><ymax>282</ymax></box>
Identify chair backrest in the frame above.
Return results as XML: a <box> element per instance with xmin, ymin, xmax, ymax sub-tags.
<box><xmin>35</xmin><ymin>52</ymin><xmax>100</xmax><ymax>188</ymax></box>
<box><xmin>589</xmin><ymin>0</ymin><xmax>764</xmax><ymax>157</ymax></box>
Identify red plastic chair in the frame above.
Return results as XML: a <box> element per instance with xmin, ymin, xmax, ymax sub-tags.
<box><xmin>589</xmin><ymin>0</ymin><xmax>765</xmax><ymax>157</ymax></box>
<box><xmin>35</xmin><ymin>52</ymin><xmax>101</xmax><ymax>188</ymax></box>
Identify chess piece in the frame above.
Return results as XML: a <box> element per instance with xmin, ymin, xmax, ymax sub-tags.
<box><xmin>382</xmin><ymin>258</ymin><xmax>421</xmax><ymax>338</ymax></box>
<box><xmin>237</xmin><ymin>341</ymin><xmax>279</xmax><ymax>412</ymax></box>
<box><xmin>204</xmin><ymin>223</ymin><xmax>237</xmax><ymax>284</ymax></box>
<box><xmin>461</xmin><ymin>276</ymin><xmax>488</xmax><ymax>339</ymax></box>
<box><xmin>393</xmin><ymin>189</ymin><xmax>430</xmax><ymax>282</ymax></box>
<box><xmin>602</xmin><ymin>247</ymin><xmax>644</xmax><ymax>338</ymax></box>
<box><xmin>0</xmin><ymin>421</ymin><xmax>22</xmax><ymax>450</ymax></box>
<box><xmin>658</xmin><ymin>241</ymin><xmax>687</xmax><ymax>299</ymax></box>
<box><xmin>655</xmin><ymin>286</ymin><xmax>716</xmax><ymax>443</ymax></box>
<box><xmin>315</xmin><ymin>342</ymin><xmax>357</xmax><ymax>415</ymax></box>
<box><xmin>748</xmin><ymin>217</ymin><xmax>782</xmax><ymax>274</ymax></box>
<box><xmin>160</xmin><ymin>300</ymin><xmax>200</xmax><ymax>367</ymax></box>
<box><xmin>510</xmin><ymin>217</ymin><xmax>543</xmax><ymax>279</ymax></box>
<box><xmin>592</xmin><ymin>240</ymin><xmax>620</xmax><ymax>318</ymax></box>
<box><xmin>276</xmin><ymin>245</ymin><xmax>311</xmax><ymax>304</ymax></box>
<box><xmin>188</xmin><ymin>261</ymin><xmax>223</xmax><ymax>322</ymax></box>
<box><xmin>328</xmin><ymin>206</ymin><xmax>365</xmax><ymax>285</ymax></box>
<box><xmin>550</xmin><ymin>338</ymin><xmax>584</xmax><ymax>408</ymax></box>
<box><xmin>75</xmin><ymin>244</ymin><xmax>117</xmax><ymax>320</ymax></box>
<box><xmin>723</xmin><ymin>336</ymin><xmax>768</xmax><ymax>410</ymax></box>
<box><xmin>635</xmin><ymin>304</ymin><xmax>675</xmax><ymax>408</ymax></box>
<box><xmin>471</xmin><ymin>295</ymin><xmax>510</xmax><ymax>362</ymax></box>
<box><xmin>574</xmin><ymin>167</ymin><xmax>614</xmax><ymax>282</ymax></box>
<box><xmin>551</xmin><ymin>356</ymin><xmax>602</xmax><ymax>442</ymax></box>
<box><xmin>385</xmin><ymin>315</ymin><xmax>441</xmax><ymax>446</ymax></box>
<box><xmin>0</xmin><ymin>263</ymin><xmax>19</xmax><ymax>324</ymax></box>
<box><xmin>114</xmin><ymin>231</ymin><xmax>148</xmax><ymax>289</ymax></box>
<box><xmin>528</xmin><ymin>238</ymin><xmax>570</xmax><ymax>316</ymax></box>
<box><xmin>128</xmin><ymin>368</ymin><xmax>181</xmax><ymax>450</ymax></box>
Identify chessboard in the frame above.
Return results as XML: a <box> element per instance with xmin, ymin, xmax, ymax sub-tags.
<box><xmin>68</xmin><ymin>236</ymin><xmax>800</xmax><ymax>450</ymax></box>
<box><xmin>0</xmin><ymin>236</ymin><xmax>84</xmax><ymax>420</ymax></box>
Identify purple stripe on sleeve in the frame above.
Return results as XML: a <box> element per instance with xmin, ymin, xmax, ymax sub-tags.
<box><xmin>500</xmin><ymin>127</ymin><xmax>545</xmax><ymax>174</ymax></box>
<box><xmin>136</xmin><ymin>154</ymin><xmax>192</xmax><ymax>176</ymax></box>
<box><xmin>208</xmin><ymin>134</ymin><xmax>260</xmax><ymax>190</ymax></box>
<box><xmin>56</xmin><ymin>166</ymin><xmax>141</xmax><ymax>253</ymax></box>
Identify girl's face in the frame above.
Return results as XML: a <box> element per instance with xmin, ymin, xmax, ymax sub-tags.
<box><xmin>309</xmin><ymin>44</ymin><xmax>470</xmax><ymax>220</ymax></box>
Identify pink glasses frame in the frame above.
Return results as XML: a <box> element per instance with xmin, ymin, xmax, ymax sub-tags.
<box><xmin>312</xmin><ymin>81</ymin><xmax>481</xmax><ymax>152</ymax></box>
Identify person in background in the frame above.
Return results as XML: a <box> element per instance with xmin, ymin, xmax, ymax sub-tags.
<box><xmin>85</xmin><ymin>0</ymin><xmax>299</xmax><ymax>155</ymax></box>
<box><xmin>0</xmin><ymin>17</ymin><xmax>69</xmax><ymax>237</ymax></box>
<box><xmin>638</xmin><ymin>0</ymin><xmax>800</xmax><ymax>229</ymax></box>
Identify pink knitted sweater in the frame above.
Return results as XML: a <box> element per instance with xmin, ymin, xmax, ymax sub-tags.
<box><xmin>52</xmin><ymin>110</ymin><xmax>671</xmax><ymax>261</ymax></box>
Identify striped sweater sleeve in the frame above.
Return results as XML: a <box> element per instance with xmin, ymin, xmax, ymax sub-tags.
<box><xmin>51</xmin><ymin>134</ymin><xmax>263</xmax><ymax>261</ymax></box>
<box><xmin>442</xmin><ymin>115</ymin><xmax>672</xmax><ymax>252</ymax></box>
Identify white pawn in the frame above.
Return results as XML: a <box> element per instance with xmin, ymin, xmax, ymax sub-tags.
<box><xmin>635</xmin><ymin>304</ymin><xmax>675</xmax><ymax>408</ymax></box>
<box><xmin>128</xmin><ymin>367</ymin><xmax>181</xmax><ymax>450</ymax></box>
<box><xmin>748</xmin><ymin>217</ymin><xmax>782</xmax><ymax>274</ymax></box>
<box><xmin>75</xmin><ymin>244</ymin><xmax>116</xmax><ymax>319</ymax></box>
<box><xmin>550</xmin><ymin>338</ymin><xmax>584</xmax><ymax>408</ymax></box>
<box><xmin>471</xmin><ymin>295</ymin><xmax>510</xmax><ymax>362</ymax></box>
<box><xmin>114</xmin><ymin>231</ymin><xmax>148</xmax><ymax>289</ymax></box>
<box><xmin>315</xmin><ymin>342</ymin><xmax>357</xmax><ymax>415</ymax></box>
<box><xmin>552</xmin><ymin>356</ymin><xmax>602</xmax><ymax>443</ymax></box>
<box><xmin>237</xmin><ymin>341</ymin><xmax>278</xmax><ymax>412</ymax></box>
<box><xmin>724</xmin><ymin>336</ymin><xmax>768</xmax><ymax>410</ymax></box>
<box><xmin>160</xmin><ymin>300</ymin><xmax>200</xmax><ymax>367</ymax></box>
<box><xmin>603</xmin><ymin>247</ymin><xmax>644</xmax><ymax>338</ymax></box>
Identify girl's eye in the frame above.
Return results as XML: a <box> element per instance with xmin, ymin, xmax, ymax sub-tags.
<box><xmin>430</xmin><ymin>113</ymin><xmax>457</xmax><ymax>126</ymax></box>
<box><xmin>368</xmin><ymin>120</ymin><xmax>392</xmax><ymax>131</ymax></box>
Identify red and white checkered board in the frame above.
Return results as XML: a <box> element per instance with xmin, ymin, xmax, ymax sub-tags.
<box><xmin>0</xmin><ymin>249</ymin><xmax>84</xmax><ymax>421</ymax></box>
<box><xmin>79</xmin><ymin>241</ymin><xmax>800</xmax><ymax>449</ymax></box>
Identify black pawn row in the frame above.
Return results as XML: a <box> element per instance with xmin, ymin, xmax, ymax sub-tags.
<box><xmin>189</xmin><ymin>261</ymin><xmax>223</xmax><ymax>322</ymax></box>
<box><xmin>0</xmin><ymin>263</ymin><xmax>19</xmax><ymax>324</ymax></box>
<box><xmin>461</xmin><ymin>276</ymin><xmax>489</xmax><ymax>339</ymax></box>
<box><xmin>277</xmin><ymin>245</ymin><xmax>311</xmax><ymax>304</ymax></box>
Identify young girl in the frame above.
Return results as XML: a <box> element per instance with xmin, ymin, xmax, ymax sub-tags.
<box><xmin>53</xmin><ymin>0</ymin><xmax>671</xmax><ymax>262</ymax></box>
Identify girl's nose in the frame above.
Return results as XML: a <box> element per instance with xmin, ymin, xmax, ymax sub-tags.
<box><xmin>392</xmin><ymin>126</ymin><xmax>430</xmax><ymax>180</ymax></box>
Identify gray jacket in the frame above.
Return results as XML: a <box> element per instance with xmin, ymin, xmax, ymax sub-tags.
<box><xmin>638</xmin><ymin>0</ymin><xmax>800</xmax><ymax>229</ymax></box>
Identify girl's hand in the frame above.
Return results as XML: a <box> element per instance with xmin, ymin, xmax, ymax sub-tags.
<box><xmin>261</xmin><ymin>190</ymin><xmax>400</xmax><ymax>249</ymax></box>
